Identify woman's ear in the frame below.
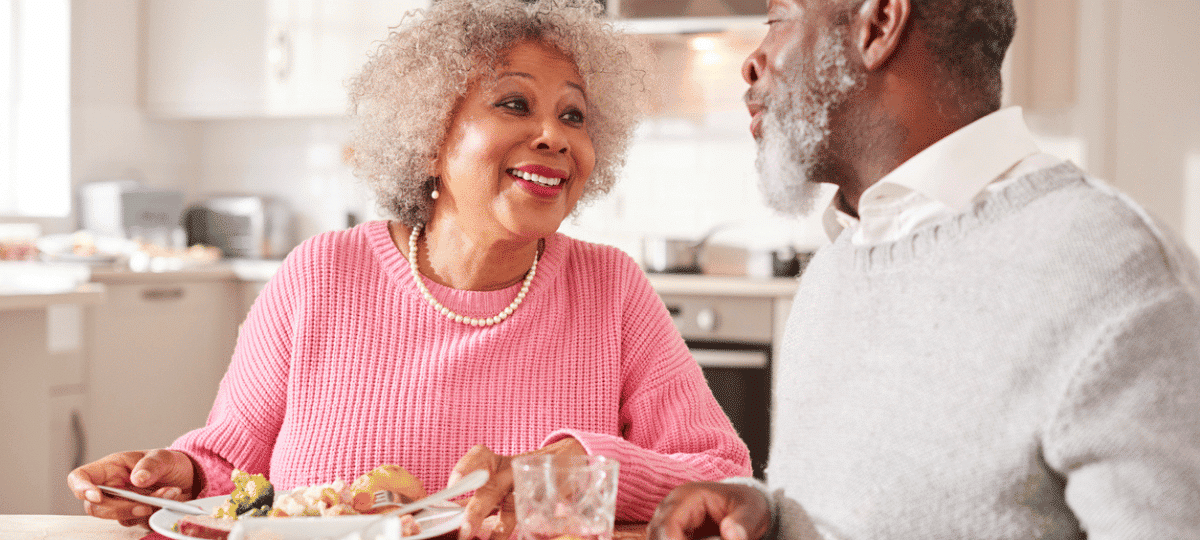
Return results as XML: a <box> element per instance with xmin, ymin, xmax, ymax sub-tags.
<box><xmin>852</xmin><ymin>0</ymin><xmax>911</xmax><ymax>71</ymax></box>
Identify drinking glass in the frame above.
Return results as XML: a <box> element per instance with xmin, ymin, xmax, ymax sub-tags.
<box><xmin>511</xmin><ymin>454</ymin><xmax>619</xmax><ymax>540</ymax></box>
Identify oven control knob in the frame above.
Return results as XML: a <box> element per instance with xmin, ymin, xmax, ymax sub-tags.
<box><xmin>696</xmin><ymin>307</ymin><xmax>718</xmax><ymax>333</ymax></box>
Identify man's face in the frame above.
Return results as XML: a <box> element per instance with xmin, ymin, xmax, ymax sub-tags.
<box><xmin>743</xmin><ymin>0</ymin><xmax>865</xmax><ymax>216</ymax></box>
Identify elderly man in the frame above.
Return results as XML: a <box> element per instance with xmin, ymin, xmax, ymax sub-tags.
<box><xmin>648</xmin><ymin>0</ymin><xmax>1200</xmax><ymax>539</ymax></box>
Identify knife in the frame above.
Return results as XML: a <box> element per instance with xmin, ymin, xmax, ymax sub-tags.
<box><xmin>97</xmin><ymin>484</ymin><xmax>209</xmax><ymax>516</ymax></box>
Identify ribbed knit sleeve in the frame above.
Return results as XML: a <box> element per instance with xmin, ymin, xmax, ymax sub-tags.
<box><xmin>169</xmin><ymin>220</ymin><xmax>750</xmax><ymax>519</ymax></box>
<box><xmin>544</xmin><ymin>254</ymin><xmax>752</xmax><ymax>520</ymax></box>
<box><xmin>171</xmin><ymin>230</ymin><xmax>308</xmax><ymax>497</ymax></box>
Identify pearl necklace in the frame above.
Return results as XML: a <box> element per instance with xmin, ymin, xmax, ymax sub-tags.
<box><xmin>408</xmin><ymin>224</ymin><xmax>538</xmax><ymax>326</ymax></box>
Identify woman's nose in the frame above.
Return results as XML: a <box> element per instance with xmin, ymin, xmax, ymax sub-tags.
<box><xmin>533</xmin><ymin>119</ymin><xmax>570</xmax><ymax>154</ymax></box>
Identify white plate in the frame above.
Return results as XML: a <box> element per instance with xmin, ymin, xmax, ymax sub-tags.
<box><xmin>150</xmin><ymin>495</ymin><xmax>465</xmax><ymax>540</ymax></box>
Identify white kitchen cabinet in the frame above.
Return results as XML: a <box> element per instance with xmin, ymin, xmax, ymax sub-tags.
<box><xmin>143</xmin><ymin>0</ymin><xmax>426</xmax><ymax>118</ymax></box>
<box><xmin>85</xmin><ymin>277</ymin><xmax>241</xmax><ymax>462</ymax></box>
<box><xmin>0</xmin><ymin>300</ymin><xmax>94</xmax><ymax>515</ymax></box>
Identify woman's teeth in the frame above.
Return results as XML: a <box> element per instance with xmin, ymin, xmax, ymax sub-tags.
<box><xmin>510</xmin><ymin>169</ymin><xmax>562</xmax><ymax>187</ymax></box>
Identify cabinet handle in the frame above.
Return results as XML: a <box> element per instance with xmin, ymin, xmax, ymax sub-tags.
<box><xmin>142</xmin><ymin>287</ymin><xmax>184</xmax><ymax>301</ymax></box>
<box><xmin>70</xmin><ymin>410</ymin><xmax>87</xmax><ymax>470</ymax></box>
<box><xmin>272</xmin><ymin>30</ymin><xmax>292</xmax><ymax>81</ymax></box>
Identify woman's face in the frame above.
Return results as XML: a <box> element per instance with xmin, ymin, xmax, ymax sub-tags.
<box><xmin>434</xmin><ymin>39</ymin><xmax>595</xmax><ymax>242</ymax></box>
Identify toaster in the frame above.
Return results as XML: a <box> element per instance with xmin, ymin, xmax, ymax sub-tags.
<box><xmin>184</xmin><ymin>195</ymin><xmax>292</xmax><ymax>259</ymax></box>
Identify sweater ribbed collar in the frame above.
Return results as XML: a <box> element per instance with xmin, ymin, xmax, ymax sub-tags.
<box><xmin>832</xmin><ymin>162</ymin><xmax>1085</xmax><ymax>272</ymax></box>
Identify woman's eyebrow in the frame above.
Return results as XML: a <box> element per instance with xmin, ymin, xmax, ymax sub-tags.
<box><xmin>499</xmin><ymin>71</ymin><xmax>586</xmax><ymax>96</ymax></box>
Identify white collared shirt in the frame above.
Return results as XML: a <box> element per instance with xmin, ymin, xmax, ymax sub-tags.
<box><xmin>823</xmin><ymin>107</ymin><xmax>1063</xmax><ymax>244</ymax></box>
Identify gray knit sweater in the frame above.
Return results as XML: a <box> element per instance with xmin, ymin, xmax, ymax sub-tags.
<box><xmin>767</xmin><ymin>163</ymin><xmax>1200</xmax><ymax>539</ymax></box>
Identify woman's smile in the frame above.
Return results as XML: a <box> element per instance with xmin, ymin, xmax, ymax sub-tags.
<box><xmin>509</xmin><ymin>164</ymin><xmax>569</xmax><ymax>196</ymax></box>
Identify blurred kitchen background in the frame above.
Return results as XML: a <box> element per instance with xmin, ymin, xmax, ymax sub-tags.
<box><xmin>2</xmin><ymin>0</ymin><xmax>1198</xmax><ymax>515</ymax></box>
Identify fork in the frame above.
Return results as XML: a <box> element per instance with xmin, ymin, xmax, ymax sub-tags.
<box><xmin>369</xmin><ymin>489</ymin><xmax>402</xmax><ymax>509</ymax></box>
<box><xmin>365</xmin><ymin>469</ymin><xmax>489</xmax><ymax>513</ymax></box>
<box><xmin>349</xmin><ymin>469</ymin><xmax>489</xmax><ymax>540</ymax></box>
<box><xmin>381</xmin><ymin>469</ymin><xmax>489</xmax><ymax>517</ymax></box>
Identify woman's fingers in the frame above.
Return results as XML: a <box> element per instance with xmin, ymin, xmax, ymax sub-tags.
<box><xmin>66</xmin><ymin>449</ymin><xmax>195</xmax><ymax>523</ymax></box>
<box><xmin>453</xmin><ymin>438</ymin><xmax>587</xmax><ymax>540</ymax></box>
<box><xmin>452</xmin><ymin>445</ymin><xmax>514</xmax><ymax>540</ymax></box>
<box><xmin>130</xmin><ymin>448</ymin><xmax>193</xmax><ymax>492</ymax></box>
<box><xmin>490</xmin><ymin>494</ymin><xmax>517</xmax><ymax>540</ymax></box>
<box><xmin>67</xmin><ymin>451</ymin><xmax>146</xmax><ymax>506</ymax></box>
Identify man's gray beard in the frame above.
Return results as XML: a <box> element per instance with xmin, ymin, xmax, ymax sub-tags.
<box><xmin>755</xmin><ymin>100</ymin><xmax>825</xmax><ymax>216</ymax></box>
<box><xmin>755</xmin><ymin>27</ymin><xmax>863</xmax><ymax>217</ymax></box>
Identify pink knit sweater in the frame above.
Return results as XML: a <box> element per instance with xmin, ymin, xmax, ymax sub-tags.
<box><xmin>172</xmin><ymin>220</ymin><xmax>750</xmax><ymax>520</ymax></box>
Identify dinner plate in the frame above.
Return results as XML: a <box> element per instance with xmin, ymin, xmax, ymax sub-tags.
<box><xmin>150</xmin><ymin>495</ymin><xmax>465</xmax><ymax>540</ymax></box>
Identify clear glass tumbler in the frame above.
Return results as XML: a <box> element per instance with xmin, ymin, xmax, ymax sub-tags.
<box><xmin>512</xmin><ymin>454</ymin><xmax>619</xmax><ymax>540</ymax></box>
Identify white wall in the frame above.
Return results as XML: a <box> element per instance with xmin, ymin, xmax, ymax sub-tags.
<box><xmin>195</xmin><ymin>118</ymin><xmax>378</xmax><ymax>249</ymax></box>
<box><xmin>1106</xmin><ymin>1</ymin><xmax>1200</xmax><ymax>252</ymax></box>
<box><xmin>69</xmin><ymin>0</ymin><xmax>200</xmax><ymax>233</ymax></box>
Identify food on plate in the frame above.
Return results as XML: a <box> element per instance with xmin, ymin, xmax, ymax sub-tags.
<box><xmin>349</xmin><ymin>464</ymin><xmax>427</xmax><ymax>513</ymax></box>
<box><xmin>176</xmin><ymin>514</ymin><xmax>236</xmax><ymax>540</ymax></box>
<box><xmin>270</xmin><ymin>478</ymin><xmax>357</xmax><ymax>517</ymax></box>
<box><xmin>213</xmin><ymin>469</ymin><xmax>275</xmax><ymax>518</ymax></box>
<box><xmin>174</xmin><ymin>464</ymin><xmax>429</xmax><ymax>539</ymax></box>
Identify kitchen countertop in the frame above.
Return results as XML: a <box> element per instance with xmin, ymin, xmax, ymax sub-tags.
<box><xmin>646</xmin><ymin>273</ymin><xmax>800</xmax><ymax>297</ymax></box>
<box><xmin>76</xmin><ymin>259</ymin><xmax>801</xmax><ymax>297</ymax></box>
<box><xmin>88</xmin><ymin>259</ymin><xmax>284</xmax><ymax>284</ymax></box>
<box><xmin>0</xmin><ymin>283</ymin><xmax>106</xmax><ymax>311</ymax></box>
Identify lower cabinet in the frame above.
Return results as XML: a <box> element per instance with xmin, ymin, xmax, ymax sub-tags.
<box><xmin>85</xmin><ymin>278</ymin><xmax>241</xmax><ymax>464</ymax></box>
<box><xmin>0</xmin><ymin>305</ymin><xmax>89</xmax><ymax>514</ymax></box>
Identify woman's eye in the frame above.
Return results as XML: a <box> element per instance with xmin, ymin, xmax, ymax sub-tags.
<box><xmin>561</xmin><ymin>108</ymin><xmax>585</xmax><ymax>125</ymax></box>
<box><xmin>497</xmin><ymin>98</ymin><xmax>529</xmax><ymax>113</ymax></box>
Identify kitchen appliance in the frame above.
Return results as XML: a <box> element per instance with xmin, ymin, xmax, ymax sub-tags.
<box><xmin>184</xmin><ymin>195</ymin><xmax>292</xmax><ymax>259</ymax></box>
<box><xmin>611</xmin><ymin>0</ymin><xmax>767</xmax><ymax>33</ymax></box>
<box><xmin>643</xmin><ymin>224</ymin><xmax>734</xmax><ymax>274</ymax></box>
<box><xmin>77</xmin><ymin>180</ymin><xmax>185</xmax><ymax>241</ymax></box>
<box><xmin>642</xmin><ymin>237</ymin><xmax>706</xmax><ymax>274</ymax></box>
<box><xmin>661</xmin><ymin>292</ymin><xmax>774</xmax><ymax>478</ymax></box>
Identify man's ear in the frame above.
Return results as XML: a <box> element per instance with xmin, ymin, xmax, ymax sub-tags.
<box><xmin>852</xmin><ymin>0</ymin><xmax>910</xmax><ymax>71</ymax></box>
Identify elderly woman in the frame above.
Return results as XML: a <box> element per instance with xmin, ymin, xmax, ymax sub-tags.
<box><xmin>67</xmin><ymin>0</ymin><xmax>751</xmax><ymax>535</ymax></box>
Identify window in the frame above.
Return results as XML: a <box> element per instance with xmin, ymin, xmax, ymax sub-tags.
<box><xmin>1</xmin><ymin>0</ymin><xmax>70</xmax><ymax>217</ymax></box>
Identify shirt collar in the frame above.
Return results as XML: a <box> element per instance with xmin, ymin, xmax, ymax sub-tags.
<box><xmin>822</xmin><ymin>106</ymin><xmax>1041</xmax><ymax>241</ymax></box>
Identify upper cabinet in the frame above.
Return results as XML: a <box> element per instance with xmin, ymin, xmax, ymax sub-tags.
<box><xmin>143</xmin><ymin>0</ymin><xmax>427</xmax><ymax>118</ymax></box>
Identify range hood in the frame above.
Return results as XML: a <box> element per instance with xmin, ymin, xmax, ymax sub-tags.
<box><xmin>609</xmin><ymin>0</ymin><xmax>767</xmax><ymax>34</ymax></box>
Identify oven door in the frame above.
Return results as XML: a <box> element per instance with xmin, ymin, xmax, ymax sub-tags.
<box><xmin>691</xmin><ymin>341</ymin><xmax>771</xmax><ymax>479</ymax></box>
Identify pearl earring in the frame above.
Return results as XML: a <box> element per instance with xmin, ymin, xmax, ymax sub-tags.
<box><xmin>430</xmin><ymin>177</ymin><xmax>440</xmax><ymax>200</ymax></box>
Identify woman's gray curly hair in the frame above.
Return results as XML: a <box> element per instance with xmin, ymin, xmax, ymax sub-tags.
<box><xmin>347</xmin><ymin>0</ymin><xmax>649</xmax><ymax>227</ymax></box>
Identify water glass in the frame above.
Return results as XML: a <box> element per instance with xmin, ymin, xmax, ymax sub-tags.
<box><xmin>511</xmin><ymin>454</ymin><xmax>619</xmax><ymax>540</ymax></box>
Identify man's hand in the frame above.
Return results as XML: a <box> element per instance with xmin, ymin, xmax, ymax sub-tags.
<box><xmin>648</xmin><ymin>482</ymin><xmax>771</xmax><ymax>540</ymax></box>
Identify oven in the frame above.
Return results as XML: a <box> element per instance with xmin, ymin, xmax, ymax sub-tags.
<box><xmin>660</xmin><ymin>292</ymin><xmax>776</xmax><ymax>479</ymax></box>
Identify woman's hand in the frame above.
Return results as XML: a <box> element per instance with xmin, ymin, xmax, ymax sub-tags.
<box><xmin>66</xmin><ymin>449</ymin><xmax>197</xmax><ymax>529</ymax></box>
<box><xmin>450</xmin><ymin>438</ymin><xmax>587</xmax><ymax>540</ymax></box>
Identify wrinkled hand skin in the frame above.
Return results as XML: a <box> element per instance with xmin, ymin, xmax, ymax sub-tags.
<box><xmin>451</xmin><ymin>437</ymin><xmax>588</xmax><ymax>540</ymax></box>
<box><xmin>647</xmin><ymin>482</ymin><xmax>772</xmax><ymax>540</ymax></box>
<box><xmin>66</xmin><ymin>449</ymin><xmax>197</xmax><ymax>529</ymax></box>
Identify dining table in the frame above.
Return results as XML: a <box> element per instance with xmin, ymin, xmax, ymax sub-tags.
<box><xmin>0</xmin><ymin>515</ymin><xmax>650</xmax><ymax>540</ymax></box>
